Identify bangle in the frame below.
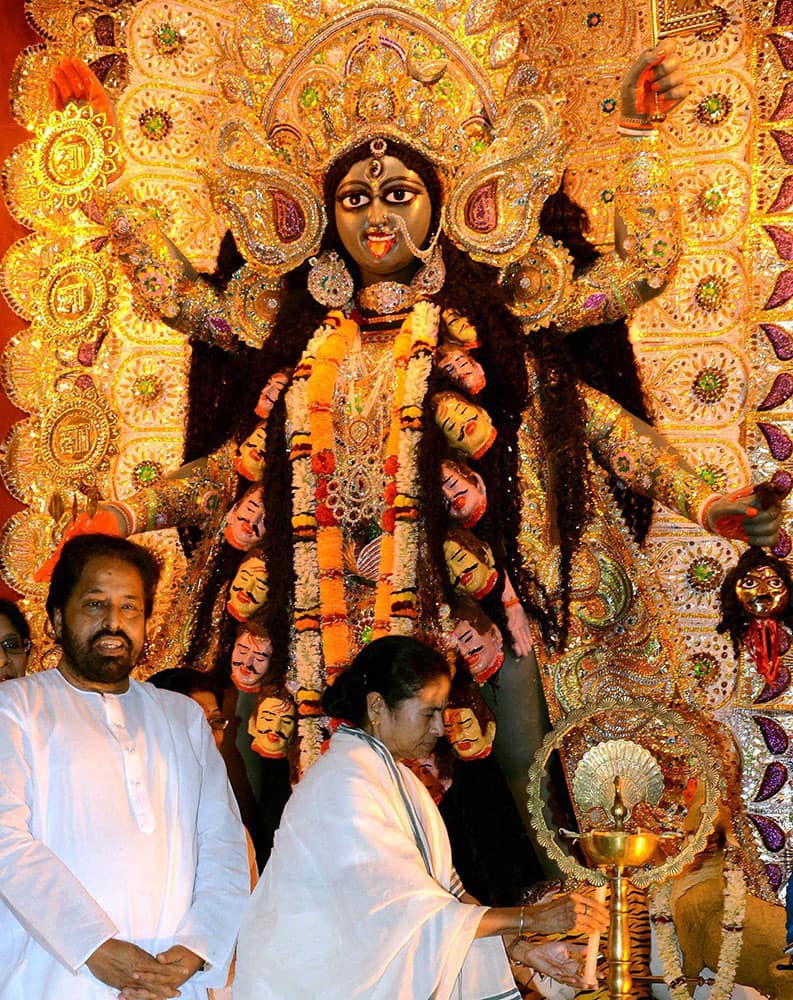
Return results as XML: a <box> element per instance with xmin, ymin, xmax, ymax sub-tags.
<box><xmin>504</xmin><ymin>597</ymin><xmax>520</xmax><ymax>609</ymax></box>
<box><xmin>111</xmin><ymin>500</ymin><xmax>136</xmax><ymax>537</ymax></box>
<box><xmin>697</xmin><ymin>493</ymin><xmax>723</xmax><ymax>530</ymax></box>
<box><xmin>619</xmin><ymin>113</ymin><xmax>655</xmax><ymax>127</ymax></box>
<box><xmin>519</xmin><ymin>904</ymin><xmax>526</xmax><ymax>937</ymax></box>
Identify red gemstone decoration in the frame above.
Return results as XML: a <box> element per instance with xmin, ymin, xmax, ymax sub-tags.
<box><xmin>748</xmin><ymin>813</ymin><xmax>786</xmax><ymax>851</ymax></box>
<box><xmin>759</xmin><ymin>372</ymin><xmax>793</xmax><ymax>409</ymax></box>
<box><xmin>269</xmin><ymin>189</ymin><xmax>306</xmax><ymax>243</ymax></box>
<box><xmin>771</xmin><ymin>34</ymin><xmax>793</xmax><ymax>70</ymax></box>
<box><xmin>764</xmin><ymin>271</ymin><xmax>793</xmax><ymax>309</ymax></box>
<box><xmin>755</xmin><ymin>662</ymin><xmax>792</xmax><ymax>703</ymax></box>
<box><xmin>769</xmin><ymin>176</ymin><xmax>793</xmax><ymax>213</ymax></box>
<box><xmin>772</xmin><ymin>82</ymin><xmax>793</xmax><ymax>120</ymax></box>
<box><xmin>775</xmin><ymin>0</ymin><xmax>793</xmax><ymax>25</ymax></box>
<box><xmin>760</xmin><ymin>323</ymin><xmax>793</xmax><ymax>359</ymax></box>
<box><xmin>464</xmin><ymin>181</ymin><xmax>499</xmax><ymax>234</ymax></box>
<box><xmin>759</xmin><ymin>421</ymin><xmax>793</xmax><ymax>459</ymax></box>
<box><xmin>765</xmin><ymin>225</ymin><xmax>793</xmax><ymax>260</ymax></box>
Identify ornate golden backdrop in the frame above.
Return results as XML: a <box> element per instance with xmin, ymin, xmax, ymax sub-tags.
<box><xmin>3</xmin><ymin>0</ymin><xmax>793</xmax><ymax>900</ymax></box>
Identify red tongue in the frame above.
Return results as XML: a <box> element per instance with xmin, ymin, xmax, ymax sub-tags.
<box><xmin>369</xmin><ymin>237</ymin><xmax>393</xmax><ymax>258</ymax></box>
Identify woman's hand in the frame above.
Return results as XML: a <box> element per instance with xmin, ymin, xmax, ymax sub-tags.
<box><xmin>502</xmin><ymin>573</ymin><xmax>533</xmax><ymax>657</ymax></box>
<box><xmin>510</xmin><ymin>939</ymin><xmax>592</xmax><ymax>989</ymax></box>
<box><xmin>525</xmin><ymin>890</ymin><xmax>609</xmax><ymax>937</ymax></box>
<box><xmin>620</xmin><ymin>37</ymin><xmax>689</xmax><ymax>122</ymax></box>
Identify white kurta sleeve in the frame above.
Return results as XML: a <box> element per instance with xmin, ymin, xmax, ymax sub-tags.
<box><xmin>0</xmin><ymin>698</ymin><xmax>118</xmax><ymax>973</ymax></box>
<box><xmin>171</xmin><ymin>717</ymin><xmax>250</xmax><ymax>988</ymax></box>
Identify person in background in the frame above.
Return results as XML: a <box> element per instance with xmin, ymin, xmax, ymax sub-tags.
<box><xmin>0</xmin><ymin>600</ymin><xmax>31</xmax><ymax>682</ymax></box>
<box><xmin>0</xmin><ymin>533</ymin><xmax>249</xmax><ymax>1000</ymax></box>
<box><xmin>147</xmin><ymin>667</ymin><xmax>229</xmax><ymax>748</ymax></box>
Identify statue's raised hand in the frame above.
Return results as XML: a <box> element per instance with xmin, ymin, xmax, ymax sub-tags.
<box><xmin>620</xmin><ymin>37</ymin><xmax>689</xmax><ymax>122</ymax></box>
<box><xmin>48</xmin><ymin>56</ymin><xmax>114</xmax><ymax>120</ymax></box>
<box><xmin>703</xmin><ymin>484</ymin><xmax>784</xmax><ymax>548</ymax></box>
<box><xmin>47</xmin><ymin>56</ymin><xmax>123</xmax><ymax>185</ymax></box>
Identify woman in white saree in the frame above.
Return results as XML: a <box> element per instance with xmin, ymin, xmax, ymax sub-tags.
<box><xmin>233</xmin><ymin>636</ymin><xmax>607</xmax><ymax>999</ymax></box>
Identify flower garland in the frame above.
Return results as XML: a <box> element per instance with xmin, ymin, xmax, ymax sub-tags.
<box><xmin>287</xmin><ymin>303</ymin><xmax>438</xmax><ymax>766</ymax></box>
<box><xmin>306</xmin><ymin>312</ymin><xmax>358</xmax><ymax>678</ymax></box>
<box><xmin>649</xmin><ymin>851</ymin><xmax>747</xmax><ymax>1000</ymax></box>
<box><xmin>288</xmin><ymin>323</ymin><xmax>329</xmax><ymax>770</ymax></box>
<box><xmin>376</xmin><ymin>299</ymin><xmax>439</xmax><ymax>635</ymax></box>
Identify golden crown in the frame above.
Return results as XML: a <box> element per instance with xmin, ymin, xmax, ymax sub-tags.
<box><xmin>209</xmin><ymin>0</ymin><xmax>567</xmax><ymax>273</ymax></box>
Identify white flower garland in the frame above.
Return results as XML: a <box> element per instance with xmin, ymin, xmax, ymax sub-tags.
<box><xmin>288</xmin><ymin>323</ymin><xmax>328</xmax><ymax>770</ymax></box>
<box><xmin>649</xmin><ymin>854</ymin><xmax>746</xmax><ymax>1000</ymax></box>
<box><xmin>389</xmin><ymin>299</ymin><xmax>439</xmax><ymax>631</ymax></box>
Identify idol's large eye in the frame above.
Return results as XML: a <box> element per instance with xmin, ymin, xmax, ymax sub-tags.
<box><xmin>339</xmin><ymin>190</ymin><xmax>371</xmax><ymax>210</ymax></box>
<box><xmin>385</xmin><ymin>187</ymin><xmax>417</xmax><ymax>205</ymax></box>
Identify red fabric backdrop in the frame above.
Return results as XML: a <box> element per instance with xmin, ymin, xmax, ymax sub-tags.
<box><xmin>0</xmin><ymin>5</ymin><xmax>41</xmax><ymax>598</ymax></box>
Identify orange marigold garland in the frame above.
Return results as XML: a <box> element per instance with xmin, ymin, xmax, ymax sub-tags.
<box><xmin>306</xmin><ymin>312</ymin><xmax>357</xmax><ymax>678</ymax></box>
<box><xmin>288</xmin><ymin>303</ymin><xmax>439</xmax><ymax>766</ymax></box>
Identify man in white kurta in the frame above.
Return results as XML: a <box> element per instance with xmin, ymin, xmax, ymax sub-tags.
<box><xmin>0</xmin><ymin>533</ymin><xmax>249</xmax><ymax>999</ymax></box>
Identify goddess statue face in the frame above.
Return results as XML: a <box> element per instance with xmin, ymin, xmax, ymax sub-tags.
<box><xmin>224</xmin><ymin>485</ymin><xmax>266</xmax><ymax>551</ymax></box>
<box><xmin>334</xmin><ymin>153</ymin><xmax>432</xmax><ymax>286</ymax></box>
<box><xmin>231</xmin><ymin>627</ymin><xmax>273</xmax><ymax>692</ymax></box>
<box><xmin>227</xmin><ymin>555</ymin><xmax>269</xmax><ymax>622</ymax></box>
<box><xmin>255</xmin><ymin>372</ymin><xmax>289</xmax><ymax>419</ymax></box>
<box><xmin>440</xmin><ymin>459</ymin><xmax>487</xmax><ymax>527</ymax></box>
<box><xmin>248</xmin><ymin>693</ymin><xmax>297</xmax><ymax>759</ymax></box>
<box><xmin>443</xmin><ymin>706</ymin><xmax>495</xmax><ymax>760</ymax></box>
<box><xmin>450</xmin><ymin>617</ymin><xmax>504</xmax><ymax>681</ymax></box>
<box><xmin>234</xmin><ymin>423</ymin><xmax>267</xmax><ymax>481</ymax></box>
<box><xmin>735</xmin><ymin>564</ymin><xmax>789</xmax><ymax>619</ymax></box>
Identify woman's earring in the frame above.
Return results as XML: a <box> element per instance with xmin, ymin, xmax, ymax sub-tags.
<box><xmin>411</xmin><ymin>243</ymin><xmax>445</xmax><ymax>296</ymax></box>
<box><xmin>307</xmin><ymin>251</ymin><xmax>354</xmax><ymax>308</ymax></box>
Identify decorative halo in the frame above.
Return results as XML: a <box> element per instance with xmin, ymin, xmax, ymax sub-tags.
<box><xmin>526</xmin><ymin>698</ymin><xmax>719</xmax><ymax>888</ymax></box>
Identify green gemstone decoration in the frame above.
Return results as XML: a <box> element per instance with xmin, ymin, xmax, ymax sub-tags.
<box><xmin>134</xmin><ymin>460</ymin><xmax>163</xmax><ymax>487</ymax></box>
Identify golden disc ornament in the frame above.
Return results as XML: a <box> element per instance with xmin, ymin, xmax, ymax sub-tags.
<box><xmin>224</xmin><ymin>265</ymin><xmax>284</xmax><ymax>349</ymax></box>
<box><xmin>35</xmin><ymin>378</ymin><xmax>118</xmax><ymax>489</ymax></box>
<box><xmin>33</xmin><ymin>253</ymin><xmax>116</xmax><ymax>345</ymax></box>
<box><xmin>33</xmin><ymin>103</ymin><xmax>120</xmax><ymax>211</ymax></box>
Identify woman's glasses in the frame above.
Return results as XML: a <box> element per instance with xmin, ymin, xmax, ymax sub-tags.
<box><xmin>207</xmin><ymin>714</ymin><xmax>230</xmax><ymax>732</ymax></box>
<box><xmin>0</xmin><ymin>637</ymin><xmax>30</xmax><ymax>656</ymax></box>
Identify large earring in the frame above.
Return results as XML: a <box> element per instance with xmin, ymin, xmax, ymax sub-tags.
<box><xmin>411</xmin><ymin>243</ymin><xmax>446</xmax><ymax>296</ymax></box>
<box><xmin>307</xmin><ymin>251</ymin><xmax>354</xmax><ymax>308</ymax></box>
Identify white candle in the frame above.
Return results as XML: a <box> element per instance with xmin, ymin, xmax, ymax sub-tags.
<box><xmin>583</xmin><ymin>885</ymin><xmax>608</xmax><ymax>988</ymax></box>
